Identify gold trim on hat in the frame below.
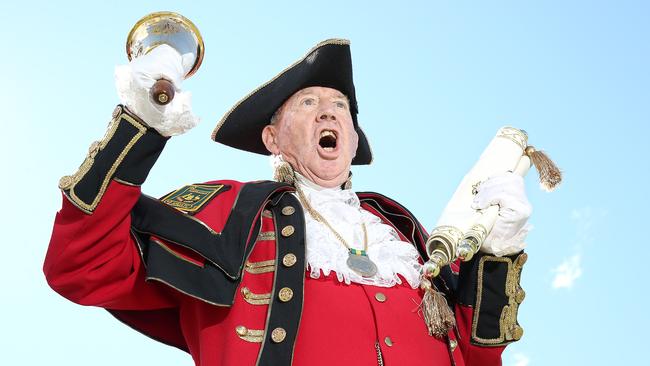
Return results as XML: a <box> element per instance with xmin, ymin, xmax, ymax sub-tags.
<box><xmin>211</xmin><ymin>39</ymin><xmax>350</xmax><ymax>141</ymax></box>
<box><xmin>211</xmin><ymin>38</ymin><xmax>374</xmax><ymax>164</ymax></box>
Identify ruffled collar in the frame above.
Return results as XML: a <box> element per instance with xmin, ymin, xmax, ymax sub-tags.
<box><xmin>293</xmin><ymin>173</ymin><xmax>422</xmax><ymax>288</ymax></box>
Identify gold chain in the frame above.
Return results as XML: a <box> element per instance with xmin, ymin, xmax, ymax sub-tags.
<box><xmin>294</xmin><ymin>185</ymin><xmax>368</xmax><ymax>252</ymax></box>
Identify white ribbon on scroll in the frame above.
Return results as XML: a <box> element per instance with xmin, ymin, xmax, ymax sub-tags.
<box><xmin>427</xmin><ymin>127</ymin><xmax>531</xmax><ymax>261</ymax></box>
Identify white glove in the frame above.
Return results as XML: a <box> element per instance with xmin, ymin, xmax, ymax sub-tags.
<box><xmin>114</xmin><ymin>44</ymin><xmax>199</xmax><ymax>136</ymax></box>
<box><xmin>471</xmin><ymin>172</ymin><xmax>532</xmax><ymax>256</ymax></box>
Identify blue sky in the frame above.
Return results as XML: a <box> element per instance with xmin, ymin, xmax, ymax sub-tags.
<box><xmin>1</xmin><ymin>1</ymin><xmax>648</xmax><ymax>365</ymax></box>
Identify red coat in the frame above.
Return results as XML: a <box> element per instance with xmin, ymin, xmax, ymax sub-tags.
<box><xmin>45</xmin><ymin>106</ymin><xmax>525</xmax><ymax>366</ymax></box>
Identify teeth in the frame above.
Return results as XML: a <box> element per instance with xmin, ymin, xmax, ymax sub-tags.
<box><xmin>320</xmin><ymin>130</ymin><xmax>336</xmax><ymax>139</ymax></box>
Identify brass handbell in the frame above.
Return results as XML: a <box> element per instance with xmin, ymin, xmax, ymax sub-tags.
<box><xmin>126</xmin><ymin>11</ymin><xmax>205</xmax><ymax>105</ymax></box>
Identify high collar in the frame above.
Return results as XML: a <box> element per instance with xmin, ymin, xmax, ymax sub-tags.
<box><xmin>294</xmin><ymin>172</ymin><xmax>340</xmax><ymax>192</ymax></box>
<box><xmin>294</xmin><ymin>172</ymin><xmax>358</xmax><ymax>208</ymax></box>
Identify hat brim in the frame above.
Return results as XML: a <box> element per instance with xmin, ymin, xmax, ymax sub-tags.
<box><xmin>211</xmin><ymin>39</ymin><xmax>372</xmax><ymax>165</ymax></box>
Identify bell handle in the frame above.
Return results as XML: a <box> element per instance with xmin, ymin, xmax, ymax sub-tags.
<box><xmin>150</xmin><ymin>79</ymin><xmax>175</xmax><ymax>105</ymax></box>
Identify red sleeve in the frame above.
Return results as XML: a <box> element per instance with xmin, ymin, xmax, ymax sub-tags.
<box><xmin>453</xmin><ymin>252</ymin><xmax>528</xmax><ymax>366</ymax></box>
<box><xmin>44</xmin><ymin>104</ymin><xmax>178</xmax><ymax>311</ymax></box>
<box><xmin>44</xmin><ymin>105</ymin><xmax>175</xmax><ymax>310</ymax></box>
<box><xmin>44</xmin><ymin>181</ymin><xmax>177</xmax><ymax>310</ymax></box>
<box><xmin>455</xmin><ymin>304</ymin><xmax>506</xmax><ymax>366</ymax></box>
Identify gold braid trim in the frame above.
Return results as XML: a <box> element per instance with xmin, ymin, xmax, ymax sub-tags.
<box><xmin>59</xmin><ymin>106</ymin><xmax>147</xmax><ymax>214</ymax></box>
<box><xmin>211</xmin><ymin>39</ymin><xmax>350</xmax><ymax>141</ymax></box>
<box><xmin>245</xmin><ymin>259</ymin><xmax>276</xmax><ymax>274</ymax></box>
<box><xmin>240</xmin><ymin>287</ymin><xmax>271</xmax><ymax>305</ymax></box>
<box><xmin>496</xmin><ymin>126</ymin><xmax>528</xmax><ymax>150</ymax></box>
<box><xmin>472</xmin><ymin>253</ymin><xmax>527</xmax><ymax>345</ymax></box>
<box><xmin>235</xmin><ymin>326</ymin><xmax>265</xmax><ymax>343</ymax></box>
<box><xmin>256</xmin><ymin>231</ymin><xmax>276</xmax><ymax>241</ymax></box>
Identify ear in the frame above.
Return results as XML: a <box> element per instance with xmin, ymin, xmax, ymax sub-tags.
<box><xmin>262</xmin><ymin>125</ymin><xmax>281</xmax><ymax>155</ymax></box>
<box><xmin>350</xmin><ymin>129</ymin><xmax>359</xmax><ymax>159</ymax></box>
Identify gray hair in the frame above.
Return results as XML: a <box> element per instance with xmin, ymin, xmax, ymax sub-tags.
<box><xmin>269</xmin><ymin>108</ymin><xmax>281</xmax><ymax>125</ymax></box>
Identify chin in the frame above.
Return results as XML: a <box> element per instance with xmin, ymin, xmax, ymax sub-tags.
<box><xmin>312</xmin><ymin>164</ymin><xmax>349</xmax><ymax>186</ymax></box>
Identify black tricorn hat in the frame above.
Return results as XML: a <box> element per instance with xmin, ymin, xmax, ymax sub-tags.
<box><xmin>211</xmin><ymin>39</ymin><xmax>372</xmax><ymax>165</ymax></box>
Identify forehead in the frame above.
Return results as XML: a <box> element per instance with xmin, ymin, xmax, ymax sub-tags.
<box><xmin>290</xmin><ymin>86</ymin><xmax>347</xmax><ymax>100</ymax></box>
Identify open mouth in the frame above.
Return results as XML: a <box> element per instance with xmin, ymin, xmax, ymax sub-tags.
<box><xmin>318</xmin><ymin>130</ymin><xmax>338</xmax><ymax>152</ymax></box>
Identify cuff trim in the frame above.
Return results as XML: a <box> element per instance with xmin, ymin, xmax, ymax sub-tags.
<box><xmin>59</xmin><ymin>106</ymin><xmax>147</xmax><ymax>214</ymax></box>
<box><xmin>472</xmin><ymin>253</ymin><xmax>527</xmax><ymax>346</ymax></box>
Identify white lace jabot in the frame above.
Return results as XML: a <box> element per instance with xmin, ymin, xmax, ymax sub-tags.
<box><xmin>293</xmin><ymin>174</ymin><xmax>422</xmax><ymax>289</ymax></box>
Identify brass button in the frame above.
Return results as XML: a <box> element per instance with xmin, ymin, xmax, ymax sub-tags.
<box><xmin>235</xmin><ymin>325</ymin><xmax>248</xmax><ymax>336</ymax></box>
<box><xmin>449</xmin><ymin>339</ymin><xmax>458</xmax><ymax>351</ymax></box>
<box><xmin>271</xmin><ymin>327</ymin><xmax>286</xmax><ymax>343</ymax></box>
<box><xmin>515</xmin><ymin>288</ymin><xmax>526</xmax><ymax>304</ymax></box>
<box><xmin>384</xmin><ymin>336</ymin><xmax>393</xmax><ymax>347</ymax></box>
<box><xmin>281</xmin><ymin>206</ymin><xmax>295</xmax><ymax>215</ymax></box>
<box><xmin>281</xmin><ymin>225</ymin><xmax>295</xmax><ymax>237</ymax></box>
<box><xmin>374</xmin><ymin>292</ymin><xmax>386</xmax><ymax>302</ymax></box>
<box><xmin>282</xmin><ymin>253</ymin><xmax>297</xmax><ymax>267</ymax></box>
<box><xmin>241</xmin><ymin>287</ymin><xmax>251</xmax><ymax>299</ymax></box>
<box><xmin>278</xmin><ymin>287</ymin><xmax>294</xmax><ymax>302</ymax></box>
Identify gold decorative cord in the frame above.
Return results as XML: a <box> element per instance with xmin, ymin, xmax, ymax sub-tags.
<box><xmin>294</xmin><ymin>185</ymin><xmax>368</xmax><ymax>253</ymax></box>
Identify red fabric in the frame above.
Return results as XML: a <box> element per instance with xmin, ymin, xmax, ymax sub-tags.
<box><xmin>44</xmin><ymin>180</ymin><xmax>508</xmax><ymax>365</ymax></box>
<box><xmin>178</xmin><ymin>214</ymin><xmax>277</xmax><ymax>365</ymax></box>
<box><xmin>455</xmin><ymin>305</ymin><xmax>505</xmax><ymax>366</ymax></box>
<box><xmin>294</xmin><ymin>275</ymin><xmax>459</xmax><ymax>366</ymax></box>
<box><xmin>44</xmin><ymin>181</ymin><xmax>176</xmax><ymax>310</ymax></box>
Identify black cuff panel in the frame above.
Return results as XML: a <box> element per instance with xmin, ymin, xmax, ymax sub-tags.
<box><xmin>115</xmin><ymin>121</ymin><xmax>168</xmax><ymax>185</ymax></box>
<box><xmin>58</xmin><ymin>105</ymin><xmax>168</xmax><ymax>213</ymax></box>
<box><xmin>457</xmin><ymin>251</ymin><xmax>527</xmax><ymax>346</ymax></box>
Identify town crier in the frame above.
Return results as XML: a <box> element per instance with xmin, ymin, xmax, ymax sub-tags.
<box><xmin>44</xmin><ymin>39</ymin><xmax>532</xmax><ymax>365</ymax></box>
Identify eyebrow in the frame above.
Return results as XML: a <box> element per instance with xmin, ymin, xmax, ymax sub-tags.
<box><xmin>295</xmin><ymin>89</ymin><xmax>347</xmax><ymax>99</ymax></box>
<box><xmin>294</xmin><ymin>89</ymin><xmax>315</xmax><ymax>98</ymax></box>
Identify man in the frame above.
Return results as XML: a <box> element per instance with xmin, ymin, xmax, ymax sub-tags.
<box><xmin>45</xmin><ymin>39</ymin><xmax>531</xmax><ymax>365</ymax></box>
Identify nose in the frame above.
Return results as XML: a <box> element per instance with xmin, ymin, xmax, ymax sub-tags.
<box><xmin>318</xmin><ymin>111</ymin><xmax>336</xmax><ymax>122</ymax></box>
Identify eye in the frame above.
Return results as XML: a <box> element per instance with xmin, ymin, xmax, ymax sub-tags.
<box><xmin>301</xmin><ymin>97</ymin><xmax>316</xmax><ymax>106</ymax></box>
<box><xmin>335</xmin><ymin>100</ymin><xmax>348</xmax><ymax>109</ymax></box>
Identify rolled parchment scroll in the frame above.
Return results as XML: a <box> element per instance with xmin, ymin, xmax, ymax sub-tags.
<box><xmin>421</xmin><ymin>127</ymin><xmax>561</xmax><ymax>278</ymax></box>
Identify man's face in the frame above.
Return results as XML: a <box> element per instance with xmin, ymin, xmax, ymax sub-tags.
<box><xmin>262</xmin><ymin>86</ymin><xmax>359</xmax><ymax>188</ymax></box>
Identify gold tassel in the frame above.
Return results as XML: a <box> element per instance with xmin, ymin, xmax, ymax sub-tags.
<box><xmin>419</xmin><ymin>278</ymin><xmax>456</xmax><ymax>338</ymax></box>
<box><xmin>525</xmin><ymin>146</ymin><xmax>562</xmax><ymax>192</ymax></box>
<box><xmin>273</xmin><ymin>160</ymin><xmax>295</xmax><ymax>185</ymax></box>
